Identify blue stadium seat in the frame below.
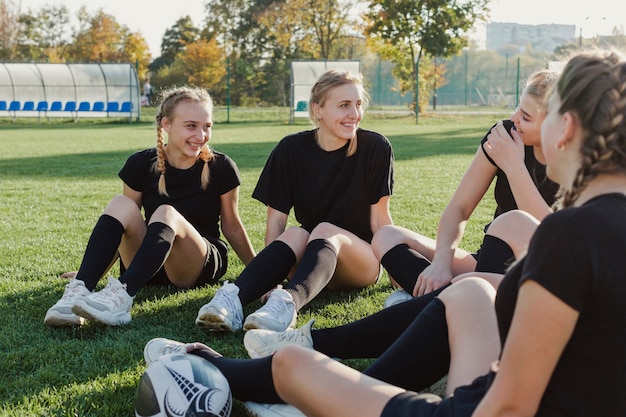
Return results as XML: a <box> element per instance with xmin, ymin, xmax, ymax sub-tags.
<box><xmin>106</xmin><ymin>101</ymin><xmax>119</xmax><ymax>112</ymax></box>
<box><xmin>36</xmin><ymin>101</ymin><xmax>48</xmax><ymax>112</ymax></box>
<box><xmin>296</xmin><ymin>100</ymin><xmax>307</xmax><ymax>111</ymax></box>
<box><xmin>64</xmin><ymin>101</ymin><xmax>76</xmax><ymax>112</ymax></box>
<box><xmin>9</xmin><ymin>101</ymin><xmax>20</xmax><ymax>111</ymax></box>
<box><xmin>22</xmin><ymin>101</ymin><xmax>35</xmax><ymax>111</ymax></box>
<box><xmin>0</xmin><ymin>101</ymin><xmax>6</xmax><ymax>111</ymax></box>
<box><xmin>77</xmin><ymin>101</ymin><xmax>91</xmax><ymax>112</ymax></box>
<box><xmin>50</xmin><ymin>101</ymin><xmax>62</xmax><ymax>111</ymax></box>
<box><xmin>92</xmin><ymin>101</ymin><xmax>105</xmax><ymax>112</ymax></box>
<box><xmin>120</xmin><ymin>101</ymin><xmax>133</xmax><ymax>112</ymax></box>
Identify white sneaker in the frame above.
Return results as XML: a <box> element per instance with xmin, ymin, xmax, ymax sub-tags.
<box><xmin>196</xmin><ymin>281</ymin><xmax>243</xmax><ymax>332</ymax></box>
<box><xmin>383</xmin><ymin>289</ymin><xmax>413</xmax><ymax>308</ymax></box>
<box><xmin>244</xmin><ymin>402</ymin><xmax>306</xmax><ymax>417</ymax></box>
<box><xmin>144</xmin><ymin>338</ymin><xmax>224</xmax><ymax>365</ymax></box>
<box><xmin>243</xmin><ymin>286</ymin><xmax>296</xmax><ymax>332</ymax></box>
<box><xmin>143</xmin><ymin>338</ymin><xmax>189</xmax><ymax>365</ymax></box>
<box><xmin>244</xmin><ymin>319</ymin><xmax>315</xmax><ymax>359</ymax></box>
<box><xmin>44</xmin><ymin>279</ymin><xmax>91</xmax><ymax>327</ymax></box>
<box><xmin>72</xmin><ymin>276</ymin><xmax>134</xmax><ymax>325</ymax></box>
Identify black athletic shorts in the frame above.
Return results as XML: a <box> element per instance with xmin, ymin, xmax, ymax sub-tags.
<box><xmin>126</xmin><ymin>237</ymin><xmax>229</xmax><ymax>288</ymax></box>
<box><xmin>380</xmin><ymin>372</ymin><xmax>494</xmax><ymax>417</ymax></box>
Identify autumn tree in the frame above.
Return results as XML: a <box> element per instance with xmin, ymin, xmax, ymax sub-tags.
<box><xmin>177</xmin><ymin>37</ymin><xmax>227</xmax><ymax>89</ymax></box>
<box><xmin>366</xmin><ymin>0</ymin><xmax>489</xmax><ymax>119</ymax></box>
<box><xmin>66</xmin><ymin>8</ymin><xmax>151</xmax><ymax>79</ymax></box>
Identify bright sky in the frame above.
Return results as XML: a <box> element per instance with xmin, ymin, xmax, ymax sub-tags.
<box><xmin>17</xmin><ymin>0</ymin><xmax>626</xmax><ymax>57</ymax></box>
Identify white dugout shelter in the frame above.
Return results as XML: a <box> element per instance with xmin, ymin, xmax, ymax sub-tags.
<box><xmin>0</xmin><ymin>63</ymin><xmax>140</xmax><ymax>122</ymax></box>
<box><xmin>290</xmin><ymin>60</ymin><xmax>360</xmax><ymax>123</ymax></box>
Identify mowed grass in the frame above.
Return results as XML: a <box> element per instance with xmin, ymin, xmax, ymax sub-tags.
<box><xmin>0</xmin><ymin>109</ymin><xmax>508</xmax><ymax>416</ymax></box>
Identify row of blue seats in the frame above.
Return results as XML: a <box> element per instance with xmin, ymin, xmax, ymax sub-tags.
<box><xmin>0</xmin><ymin>100</ymin><xmax>134</xmax><ymax>113</ymax></box>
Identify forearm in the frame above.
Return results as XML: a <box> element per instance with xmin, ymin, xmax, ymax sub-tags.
<box><xmin>505</xmin><ymin>167</ymin><xmax>553</xmax><ymax>220</ymax></box>
<box><xmin>223</xmin><ymin>223</ymin><xmax>256</xmax><ymax>265</ymax></box>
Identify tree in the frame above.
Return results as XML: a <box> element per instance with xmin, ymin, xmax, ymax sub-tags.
<box><xmin>366</xmin><ymin>0</ymin><xmax>489</xmax><ymax>119</ymax></box>
<box><xmin>0</xmin><ymin>0</ymin><xmax>19</xmax><ymax>59</ymax></box>
<box><xmin>176</xmin><ymin>38</ymin><xmax>227</xmax><ymax>90</ymax></box>
<box><xmin>14</xmin><ymin>4</ymin><xmax>71</xmax><ymax>62</ymax></box>
<box><xmin>157</xmin><ymin>16</ymin><xmax>200</xmax><ymax>68</ymax></box>
<box><xmin>66</xmin><ymin>8</ymin><xmax>151</xmax><ymax>78</ymax></box>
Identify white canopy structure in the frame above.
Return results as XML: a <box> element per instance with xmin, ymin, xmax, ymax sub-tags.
<box><xmin>290</xmin><ymin>60</ymin><xmax>360</xmax><ymax>123</ymax></box>
<box><xmin>0</xmin><ymin>63</ymin><xmax>140</xmax><ymax>121</ymax></box>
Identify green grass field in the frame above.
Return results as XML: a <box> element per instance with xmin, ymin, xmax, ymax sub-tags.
<box><xmin>0</xmin><ymin>109</ymin><xmax>508</xmax><ymax>416</ymax></box>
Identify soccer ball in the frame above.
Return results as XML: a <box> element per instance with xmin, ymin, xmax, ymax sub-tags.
<box><xmin>135</xmin><ymin>353</ymin><xmax>232</xmax><ymax>417</ymax></box>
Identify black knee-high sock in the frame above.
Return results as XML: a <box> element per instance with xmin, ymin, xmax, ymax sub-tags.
<box><xmin>312</xmin><ymin>285</ymin><xmax>448</xmax><ymax>359</ymax></box>
<box><xmin>475</xmin><ymin>234</ymin><xmax>515</xmax><ymax>274</ymax></box>
<box><xmin>284</xmin><ymin>239</ymin><xmax>337</xmax><ymax>309</ymax></box>
<box><xmin>119</xmin><ymin>222</ymin><xmax>175</xmax><ymax>296</ymax></box>
<box><xmin>75</xmin><ymin>214</ymin><xmax>125</xmax><ymax>291</ymax></box>
<box><xmin>380</xmin><ymin>243</ymin><xmax>431</xmax><ymax>293</ymax></box>
<box><xmin>363</xmin><ymin>298</ymin><xmax>450</xmax><ymax>392</ymax></box>
<box><xmin>190</xmin><ymin>350</ymin><xmax>283</xmax><ymax>404</ymax></box>
<box><xmin>236</xmin><ymin>240</ymin><xmax>297</xmax><ymax>305</ymax></box>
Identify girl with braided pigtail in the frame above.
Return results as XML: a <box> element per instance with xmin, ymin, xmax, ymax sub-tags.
<box><xmin>145</xmin><ymin>50</ymin><xmax>626</xmax><ymax>417</ymax></box>
<box><xmin>45</xmin><ymin>86</ymin><xmax>255</xmax><ymax>327</ymax></box>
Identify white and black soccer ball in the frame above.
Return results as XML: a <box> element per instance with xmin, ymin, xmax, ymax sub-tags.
<box><xmin>135</xmin><ymin>353</ymin><xmax>232</xmax><ymax>417</ymax></box>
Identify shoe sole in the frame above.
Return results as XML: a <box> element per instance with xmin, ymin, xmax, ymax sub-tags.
<box><xmin>44</xmin><ymin>311</ymin><xmax>84</xmax><ymax>327</ymax></box>
<box><xmin>72</xmin><ymin>302</ymin><xmax>131</xmax><ymax>326</ymax></box>
<box><xmin>195</xmin><ymin>314</ymin><xmax>238</xmax><ymax>332</ymax></box>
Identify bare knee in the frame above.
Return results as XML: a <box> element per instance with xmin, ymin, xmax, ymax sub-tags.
<box><xmin>277</xmin><ymin>226</ymin><xmax>310</xmax><ymax>257</ymax></box>
<box><xmin>271</xmin><ymin>345</ymin><xmax>311</xmax><ymax>398</ymax></box>
<box><xmin>371</xmin><ymin>225</ymin><xmax>409</xmax><ymax>260</ymax></box>
<box><xmin>485</xmin><ymin>210</ymin><xmax>539</xmax><ymax>258</ymax></box>
<box><xmin>439</xmin><ymin>277</ymin><xmax>496</xmax><ymax>311</ymax></box>
<box><xmin>103</xmin><ymin>195</ymin><xmax>143</xmax><ymax>225</ymax></box>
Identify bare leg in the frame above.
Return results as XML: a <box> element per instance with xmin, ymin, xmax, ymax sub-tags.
<box><xmin>372</xmin><ymin>224</ymin><xmax>477</xmax><ymax>276</ymax></box>
<box><xmin>438</xmin><ymin>277</ymin><xmax>499</xmax><ymax>396</ymax></box>
<box><xmin>273</xmin><ymin>345</ymin><xmax>405</xmax><ymax>417</ymax></box>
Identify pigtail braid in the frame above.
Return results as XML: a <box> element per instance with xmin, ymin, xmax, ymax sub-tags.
<box><xmin>155</xmin><ymin>114</ymin><xmax>169</xmax><ymax>196</ymax></box>
<box><xmin>559</xmin><ymin>52</ymin><xmax>626</xmax><ymax>207</ymax></box>
<box><xmin>198</xmin><ymin>144</ymin><xmax>214</xmax><ymax>190</ymax></box>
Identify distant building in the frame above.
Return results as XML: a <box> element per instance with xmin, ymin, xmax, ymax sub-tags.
<box><xmin>486</xmin><ymin>22</ymin><xmax>576</xmax><ymax>53</ymax></box>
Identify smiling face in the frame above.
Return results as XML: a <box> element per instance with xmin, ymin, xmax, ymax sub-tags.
<box><xmin>509</xmin><ymin>89</ymin><xmax>545</xmax><ymax>147</ymax></box>
<box><xmin>314</xmin><ymin>82</ymin><xmax>364</xmax><ymax>145</ymax></box>
<box><xmin>162</xmin><ymin>100</ymin><xmax>212</xmax><ymax>166</ymax></box>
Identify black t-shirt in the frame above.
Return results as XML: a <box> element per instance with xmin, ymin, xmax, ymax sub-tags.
<box><xmin>494</xmin><ymin>193</ymin><xmax>626</xmax><ymax>416</ymax></box>
<box><xmin>118</xmin><ymin>148</ymin><xmax>241</xmax><ymax>239</ymax></box>
<box><xmin>480</xmin><ymin>120</ymin><xmax>560</xmax><ymax>219</ymax></box>
<box><xmin>252</xmin><ymin>128</ymin><xmax>394</xmax><ymax>243</ymax></box>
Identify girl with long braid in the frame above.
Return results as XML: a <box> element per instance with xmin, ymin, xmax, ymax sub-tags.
<box><xmin>45</xmin><ymin>86</ymin><xmax>255</xmax><ymax>327</ymax></box>
<box><xmin>144</xmin><ymin>50</ymin><xmax>626</xmax><ymax>417</ymax></box>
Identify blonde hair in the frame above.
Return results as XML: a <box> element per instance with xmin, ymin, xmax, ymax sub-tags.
<box><xmin>555</xmin><ymin>50</ymin><xmax>626</xmax><ymax>207</ymax></box>
<box><xmin>308</xmin><ymin>69</ymin><xmax>369</xmax><ymax>157</ymax></box>
<box><xmin>523</xmin><ymin>69</ymin><xmax>560</xmax><ymax>112</ymax></box>
<box><xmin>154</xmin><ymin>86</ymin><xmax>214</xmax><ymax>196</ymax></box>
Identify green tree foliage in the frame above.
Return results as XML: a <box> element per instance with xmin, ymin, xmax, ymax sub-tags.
<box><xmin>156</xmin><ymin>16</ymin><xmax>200</xmax><ymax>70</ymax></box>
<box><xmin>14</xmin><ymin>4</ymin><xmax>71</xmax><ymax>62</ymax></box>
<box><xmin>365</xmin><ymin>0</ymin><xmax>489</xmax><ymax>116</ymax></box>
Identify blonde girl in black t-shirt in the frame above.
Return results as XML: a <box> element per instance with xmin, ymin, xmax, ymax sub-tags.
<box><xmin>44</xmin><ymin>86</ymin><xmax>255</xmax><ymax>327</ymax></box>
<box><xmin>196</xmin><ymin>70</ymin><xmax>394</xmax><ymax>333</ymax></box>
<box><xmin>372</xmin><ymin>70</ymin><xmax>560</xmax><ymax>302</ymax></box>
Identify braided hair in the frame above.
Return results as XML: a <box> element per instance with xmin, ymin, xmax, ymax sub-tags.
<box><xmin>555</xmin><ymin>51</ymin><xmax>626</xmax><ymax>208</ymax></box>
<box><xmin>154</xmin><ymin>86</ymin><xmax>214</xmax><ymax>196</ymax></box>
